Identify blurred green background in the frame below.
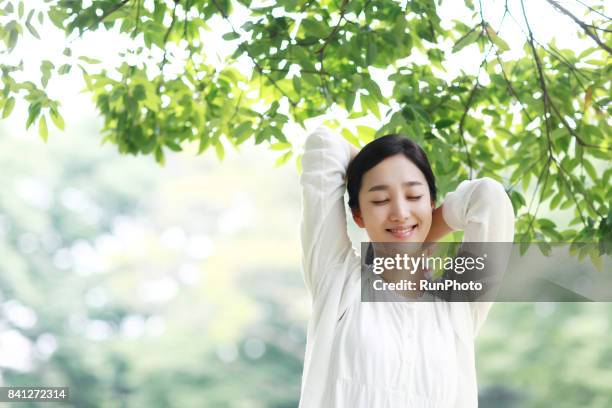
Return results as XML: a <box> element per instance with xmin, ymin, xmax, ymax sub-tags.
<box><xmin>1</xmin><ymin>110</ymin><xmax>611</xmax><ymax>408</ymax></box>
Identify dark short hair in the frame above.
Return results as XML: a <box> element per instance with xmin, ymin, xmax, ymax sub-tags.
<box><xmin>346</xmin><ymin>134</ymin><xmax>437</xmax><ymax>210</ymax></box>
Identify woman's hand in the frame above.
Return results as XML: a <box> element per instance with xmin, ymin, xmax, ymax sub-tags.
<box><xmin>425</xmin><ymin>205</ymin><xmax>453</xmax><ymax>242</ymax></box>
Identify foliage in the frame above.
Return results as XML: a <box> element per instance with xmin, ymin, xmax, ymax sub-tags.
<box><xmin>477</xmin><ymin>302</ymin><xmax>612</xmax><ymax>408</ymax></box>
<box><xmin>0</xmin><ymin>122</ymin><xmax>306</xmax><ymax>407</ymax></box>
<box><xmin>0</xmin><ymin>0</ymin><xmax>611</xmax><ymax>246</ymax></box>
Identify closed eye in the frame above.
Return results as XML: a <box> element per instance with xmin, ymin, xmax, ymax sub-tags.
<box><xmin>372</xmin><ymin>195</ymin><xmax>423</xmax><ymax>204</ymax></box>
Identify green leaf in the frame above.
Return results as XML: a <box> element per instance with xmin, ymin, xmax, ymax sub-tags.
<box><xmin>363</xmin><ymin>78</ymin><xmax>383</xmax><ymax>102</ymax></box>
<box><xmin>41</xmin><ymin>60</ymin><xmax>54</xmax><ymax>70</ymax></box>
<box><xmin>538</xmin><ymin>219</ymin><xmax>557</xmax><ymax>229</ymax></box>
<box><xmin>2</xmin><ymin>97</ymin><xmax>15</xmax><ymax>118</ymax></box>
<box><xmin>233</xmin><ymin>121</ymin><xmax>252</xmax><ymax>144</ymax></box>
<box><xmin>560</xmin><ymin>199</ymin><xmax>573</xmax><ymax>210</ymax></box>
<box><xmin>510</xmin><ymin>190</ymin><xmax>525</xmax><ymax>212</ymax></box>
<box><xmin>50</xmin><ymin>109</ymin><xmax>65</xmax><ymax>130</ymax></box>
<box><xmin>295</xmin><ymin>153</ymin><xmax>303</xmax><ymax>173</ymax></box>
<box><xmin>8</xmin><ymin>25</ymin><xmax>19</xmax><ymax>50</ymax></box>
<box><xmin>583</xmin><ymin>160</ymin><xmax>597</xmax><ymax>181</ymax></box>
<box><xmin>341</xmin><ymin>128</ymin><xmax>360</xmax><ymax>147</ymax></box>
<box><xmin>58</xmin><ymin>64</ymin><xmax>71</xmax><ymax>75</ymax></box>
<box><xmin>435</xmin><ymin>119</ymin><xmax>455</xmax><ymax>129</ymax></box>
<box><xmin>26</xmin><ymin>102</ymin><xmax>41</xmax><ymax>129</ymax></box>
<box><xmin>78</xmin><ymin>56</ymin><xmax>102</xmax><ymax>64</ymax></box>
<box><xmin>366</xmin><ymin>37</ymin><xmax>377</xmax><ymax>65</ymax></box>
<box><xmin>301</xmin><ymin>19</ymin><xmax>328</xmax><ymax>37</ymax></box>
<box><xmin>155</xmin><ymin>146</ymin><xmax>165</xmax><ymax>165</ymax></box>
<box><xmin>222</xmin><ymin>31</ymin><xmax>240</xmax><ymax>40</ymax></box>
<box><xmin>537</xmin><ymin>242</ymin><xmax>552</xmax><ymax>256</ymax></box>
<box><xmin>485</xmin><ymin>25</ymin><xmax>510</xmax><ymax>52</ymax></box>
<box><xmin>360</xmin><ymin>94</ymin><xmax>380</xmax><ymax>118</ymax></box>
<box><xmin>26</xmin><ymin>20</ymin><xmax>40</xmax><ymax>39</ymax></box>
<box><xmin>274</xmin><ymin>151</ymin><xmax>292</xmax><ymax>167</ymax></box>
<box><xmin>348</xmin><ymin>110</ymin><xmax>367</xmax><ymax>119</ymax></box>
<box><xmin>269</xmin><ymin>126</ymin><xmax>287</xmax><ymax>143</ymax></box>
<box><xmin>18</xmin><ymin>1</ymin><xmax>23</xmax><ymax>18</ymax></box>
<box><xmin>589</xmin><ymin>248</ymin><xmax>603</xmax><ymax>272</ymax></box>
<box><xmin>549</xmin><ymin>192</ymin><xmax>563</xmax><ymax>210</ymax></box>
<box><xmin>344</xmin><ymin>91</ymin><xmax>356</xmax><ymax>112</ymax></box>
<box><xmin>48</xmin><ymin>8</ymin><xmax>65</xmax><ymax>29</ymax></box>
<box><xmin>357</xmin><ymin>125</ymin><xmax>376</xmax><ymax>143</ymax></box>
<box><xmin>165</xmin><ymin>140</ymin><xmax>182</xmax><ymax>151</ymax></box>
<box><xmin>292</xmin><ymin>76</ymin><xmax>301</xmax><ymax>94</ymax></box>
<box><xmin>40</xmin><ymin>60</ymin><xmax>54</xmax><ymax>87</ymax></box>
<box><xmin>39</xmin><ymin>115</ymin><xmax>48</xmax><ymax>141</ymax></box>
<box><xmin>198</xmin><ymin>133</ymin><xmax>210</xmax><ymax>154</ymax></box>
<box><xmin>452</xmin><ymin>27</ymin><xmax>480</xmax><ymax>53</ymax></box>
<box><xmin>215</xmin><ymin>141</ymin><xmax>225</xmax><ymax>161</ymax></box>
<box><xmin>270</xmin><ymin>142</ymin><xmax>291</xmax><ymax>151</ymax></box>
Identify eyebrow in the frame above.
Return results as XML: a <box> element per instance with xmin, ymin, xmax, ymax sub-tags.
<box><xmin>367</xmin><ymin>181</ymin><xmax>424</xmax><ymax>192</ymax></box>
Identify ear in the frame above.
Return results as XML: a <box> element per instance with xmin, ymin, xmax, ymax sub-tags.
<box><xmin>351</xmin><ymin>208</ymin><xmax>365</xmax><ymax>228</ymax></box>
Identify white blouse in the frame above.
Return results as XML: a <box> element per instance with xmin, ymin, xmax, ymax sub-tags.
<box><xmin>299</xmin><ymin>126</ymin><xmax>515</xmax><ymax>408</ymax></box>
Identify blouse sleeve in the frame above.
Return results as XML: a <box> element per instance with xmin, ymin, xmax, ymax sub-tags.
<box><xmin>442</xmin><ymin>177</ymin><xmax>515</xmax><ymax>335</ymax></box>
<box><xmin>299</xmin><ymin>126</ymin><xmax>358</xmax><ymax>299</ymax></box>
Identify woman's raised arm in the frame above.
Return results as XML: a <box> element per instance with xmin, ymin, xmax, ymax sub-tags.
<box><xmin>425</xmin><ymin>205</ymin><xmax>453</xmax><ymax>242</ymax></box>
<box><xmin>441</xmin><ymin>177</ymin><xmax>514</xmax><ymax>243</ymax></box>
<box><xmin>300</xmin><ymin>126</ymin><xmax>358</xmax><ymax>299</ymax></box>
<box><xmin>440</xmin><ymin>177</ymin><xmax>515</xmax><ymax>334</ymax></box>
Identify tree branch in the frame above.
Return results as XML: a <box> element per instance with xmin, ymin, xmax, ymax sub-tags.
<box><xmin>547</xmin><ymin>97</ymin><xmax>612</xmax><ymax>151</ymax></box>
<box><xmin>553</xmin><ymin>160</ymin><xmax>589</xmax><ymax>225</ymax></box>
<box><xmin>210</xmin><ymin>0</ymin><xmax>298</xmax><ymax>108</ymax></box>
<box><xmin>520</xmin><ymin>0</ymin><xmax>555</xmax><ymax>159</ymax></box>
<box><xmin>315</xmin><ymin>0</ymin><xmax>349</xmax><ymax>107</ymax></box>
<box><xmin>159</xmin><ymin>1</ymin><xmax>179</xmax><ymax>74</ymax></box>
<box><xmin>574</xmin><ymin>0</ymin><xmax>612</xmax><ymax>21</ymax></box>
<box><xmin>506</xmin><ymin>8</ymin><xmax>608</xmax><ymax>113</ymax></box>
<box><xmin>480</xmin><ymin>2</ymin><xmax>534</xmax><ymax>123</ymax></box>
<box><xmin>525</xmin><ymin>156</ymin><xmax>552</xmax><ymax>239</ymax></box>
<box><xmin>70</xmin><ymin>0</ymin><xmax>130</xmax><ymax>42</ymax></box>
<box><xmin>508</xmin><ymin>149</ymin><xmax>549</xmax><ymax>191</ymax></box>
<box><xmin>183</xmin><ymin>0</ymin><xmax>193</xmax><ymax>40</ymax></box>
<box><xmin>513</xmin><ymin>3</ymin><xmax>610</xmax><ymax>151</ymax></box>
<box><xmin>263</xmin><ymin>67</ymin><xmax>332</xmax><ymax>76</ymax></box>
<box><xmin>132</xmin><ymin>0</ymin><xmax>142</xmax><ymax>38</ymax></box>
<box><xmin>521</xmin><ymin>0</ymin><xmax>601</xmax><ymax>226</ymax></box>
<box><xmin>545</xmin><ymin>0</ymin><xmax>612</xmax><ymax>54</ymax></box>
<box><xmin>458</xmin><ymin>82</ymin><xmax>478</xmax><ymax>180</ymax></box>
<box><xmin>316</xmin><ymin>0</ymin><xmax>349</xmax><ymax>55</ymax></box>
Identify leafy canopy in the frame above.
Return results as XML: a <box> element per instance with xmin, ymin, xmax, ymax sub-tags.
<box><xmin>0</xmin><ymin>0</ymin><xmax>611</xmax><ymax>249</ymax></box>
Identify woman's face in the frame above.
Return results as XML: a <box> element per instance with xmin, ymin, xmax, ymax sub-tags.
<box><xmin>352</xmin><ymin>154</ymin><xmax>434</xmax><ymax>243</ymax></box>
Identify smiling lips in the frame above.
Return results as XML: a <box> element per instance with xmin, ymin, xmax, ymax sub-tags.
<box><xmin>386</xmin><ymin>224</ymin><xmax>418</xmax><ymax>239</ymax></box>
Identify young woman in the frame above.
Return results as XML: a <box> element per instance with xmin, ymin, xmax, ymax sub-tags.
<box><xmin>298</xmin><ymin>126</ymin><xmax>515</xmax><ymax>407</ymax></box>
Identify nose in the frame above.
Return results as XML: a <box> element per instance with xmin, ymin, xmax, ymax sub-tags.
<box><xmin>389</xmin><ymin>197</ymin><xmax>411</xmax><ymax>222</ymax></box>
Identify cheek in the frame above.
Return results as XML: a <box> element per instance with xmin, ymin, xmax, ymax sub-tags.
<box><xmin>360</xmin><ymin>205</ymin><xmax>385</xmax><ymax>226</ymax></box>
<box><xmin>418</xmin><ymin>202</ymin><xmax>434</xmax><ymax>223</ymax></box>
